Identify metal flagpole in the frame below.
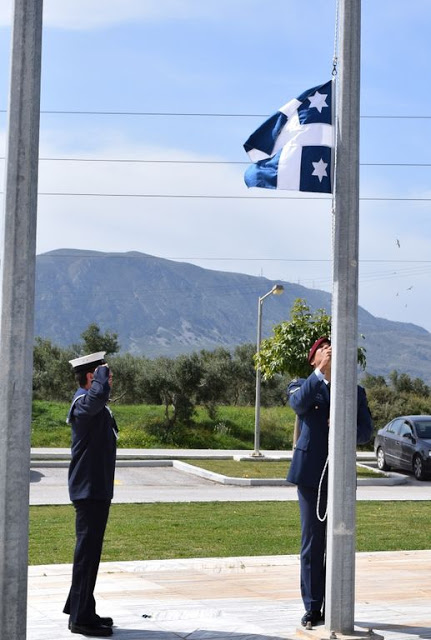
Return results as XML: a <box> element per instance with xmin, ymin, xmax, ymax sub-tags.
<box><xmin>325</xmin><ymin>0</ymin><xmax>362</xmax><ymax>634</ymax></box>
<box><xmin>0</xmin><ymin>1</ymin><xmax>43</xmax><ymax>639</ymax></box>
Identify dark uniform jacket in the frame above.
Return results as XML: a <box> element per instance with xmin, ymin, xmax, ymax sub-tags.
<box><xmin>67</xmin><ymin>366</ymin><xmax>117</xmax><ymax>502</ymax></box>
<box><xmin>287</xmin><ymin>372</ymin><xmax>373</xmax><ymax>489</ymax></box>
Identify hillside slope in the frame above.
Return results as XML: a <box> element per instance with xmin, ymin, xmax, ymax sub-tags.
<box><xmin>35</xmin><ymin>249</ymin><xmax>431</xmax><ymax>382</ymax></box>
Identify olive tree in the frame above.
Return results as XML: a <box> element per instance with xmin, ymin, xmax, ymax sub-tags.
<box><xmin>80</xmin><ymin>323</ymin><xmax>120</xmax><ymax>356</ymax></box>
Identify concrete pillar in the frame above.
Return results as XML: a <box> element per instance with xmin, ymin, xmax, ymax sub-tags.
<box><xmin>326</xmin><ymin>0</ymin><xmax>361</xmax><ymax>634</ymax></box>
<box><xmin>0</xmin><ymin>1</ymin><xmax>43</xmax><ymax>638</ymax></box>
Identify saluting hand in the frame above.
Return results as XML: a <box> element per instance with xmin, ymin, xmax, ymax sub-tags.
<box><xmin>319</xmin><ymin>345</ymin><xmax>332</xmax><ymax>379</ymax></box>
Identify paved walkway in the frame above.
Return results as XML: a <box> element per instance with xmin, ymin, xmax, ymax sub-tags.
<box><xmin>30</xmin><ymin>449</ymin><xmax>431</xmax><ymax>505</ymax></box>
<box><xmin>30</xmin><ymin>463</ymin><xmax>431</xmax><ymax>504</ymax></box>
<box><xmin>28</xmin><ymin>551</ymin><xmax>431</xmax><ymax>640</ymax></box>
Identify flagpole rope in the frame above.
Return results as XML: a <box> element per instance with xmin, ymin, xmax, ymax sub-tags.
<box><xmin>331</xmin><ymin>0</ymin><xmax>340</xmax><ymax>272</ymax></box>
<box><xmin>332</xmin><ymin>0</ymin><xmax>340</xmax><ymax>77</ymax></box>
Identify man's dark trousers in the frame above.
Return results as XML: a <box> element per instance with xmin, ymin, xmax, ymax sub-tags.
<box><xmin>297</xmin><ymin>485</ymin><xmax>327</xmax><ymax>612</ymax></box>
<box><xmin>64</xmin><ymin>499</ymin><xmax>111</xmax><ymax>624</ymax></box>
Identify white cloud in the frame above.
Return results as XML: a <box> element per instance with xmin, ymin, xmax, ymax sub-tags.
<box><xmin>30</xmin><ymin>131</ymin><xmax>331</xmax><ymax>273</ymax></box>
<box><xmin>0</xmin><ymin>0</ymin><xmax>236</xmax><ymax>30</ymax></box>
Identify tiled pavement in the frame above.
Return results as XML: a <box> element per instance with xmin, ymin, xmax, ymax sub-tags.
<box><xmin>28</xmin><ymin>550</ymin><xmax>431</xmax><ymax>640</ymax></box>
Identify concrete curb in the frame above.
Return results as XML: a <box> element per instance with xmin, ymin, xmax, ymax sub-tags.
<box><xmin>173</xmin><ymin>460</ymin><xmax>407</xmax><ymax>487</ymax></box>
<box><xmin>173</xmin><ymin>460</ymin><xmax>290</xmax><ymax>486</ymax></box>
<box><xmin>30</xmin><ymin>453</ymin><xmax>408</xmax><ymax>486</ymax></box>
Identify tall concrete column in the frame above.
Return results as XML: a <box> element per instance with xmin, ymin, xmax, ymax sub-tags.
<box><xmin>0</xmin><ymin>1</ymin><xmax>43</xmax><ymax>639</ymax></box>
<box><xmin>325</xmin><ymin>0</ymin><xmax>361</xmax><ymax>634</ymax></box>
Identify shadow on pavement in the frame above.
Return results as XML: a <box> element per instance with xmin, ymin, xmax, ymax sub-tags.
<box><xmin>30</xmin><ymin>470</ymin><xmax>45</xmax><ymax>483</ymax></box>
<box><xmin>113</xmin><ymin>631</ymin><xmax>287</xmax><ymax>639</ymax></box>
<box><xmin>356</xmin><ymin>621</ymin><xmax>431</xmax><ymax>639</ymax></box>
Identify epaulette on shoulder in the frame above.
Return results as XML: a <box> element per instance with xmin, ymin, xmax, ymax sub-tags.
<box><xmin>288</xmin><ymin>379</ymin><xmax>301</xmax><ymax>395</ymax></box>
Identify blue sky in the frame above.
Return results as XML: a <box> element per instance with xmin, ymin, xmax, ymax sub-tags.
<box><xmin>1</xmin><ymin>0</ymin><xmax>431</xmax><ymax>333</ymax></box>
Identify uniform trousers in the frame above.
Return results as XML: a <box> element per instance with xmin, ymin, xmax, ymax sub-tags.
<box><xmin>63</xmin><ymin>499</ymin><xmax>111</xmax><ymax>624</ymax></box>
<box><xmin>297</xmin><ymin>485</ymin><xmax>327</xmax><ymax>612</ymax></box>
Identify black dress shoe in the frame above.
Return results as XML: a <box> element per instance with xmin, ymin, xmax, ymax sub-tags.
<box><xmin>70</xmin><ymin>622</ymin><xmax>113</xmax><ymax>637</ymax></box>
<box><xmin>69</xmin><ymin>616</ymin><xmax>114</xmax><ymax>630</ymax></box>
<box><xmin>94</xmin><ymin>615</ymin><xmax>114</xmax><ymax>627</ymax></box>
<box><xmin>301</xmin><ymin>610</ymin><xmax>323</xmax><ymax>627</ymax></box>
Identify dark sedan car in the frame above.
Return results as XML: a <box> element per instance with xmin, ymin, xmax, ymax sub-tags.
<box><xmin>374</xmin><ymin>415</ymin><xmax>431</xmax><ymax>480</ymax></box>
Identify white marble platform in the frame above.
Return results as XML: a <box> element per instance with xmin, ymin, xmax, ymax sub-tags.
<box><xmin>28</xmin><ymin>551</ymin><xmax>431</xmax><ymax>640</ymax></box>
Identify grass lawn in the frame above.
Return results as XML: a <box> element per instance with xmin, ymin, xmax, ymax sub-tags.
<box><xmin>30</xmin><ymin>401</ymin><xmax>308</xmax><ymax>450</ymax></box>
<box><xmin>29</xmin><ymin>501</ymin><xmax>429</xmax><ymax>565</ymax></box>
<box><xmin>182</xmin><ymin>459</ymin><xmax>381</xmax><ymax>478</ymax></box>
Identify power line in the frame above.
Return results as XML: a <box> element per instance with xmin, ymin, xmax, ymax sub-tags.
<box><xmin>1</xmin><ymin>189</ymin><xmax>429</xmax><ymax>201</ymax></box>
<box><xmin>34</xmin><ymin>265</ymin><xmax>431</xmax><ymax>299</ymax></box>
<box><xmin>27</xmin><ymin>192</ymin><xmax>431</xmax><ymax>201</ymax></box>
<box><xmin>2</xmin><ymin>109</ymin><xmax>431</xmax><ymax>119</ymax></box>
<box><xmin>36</xmin><ymin>253</ymin><xmax>431</xmax><ymax>263</ymax></box>
<box><xmin>3</xmin><ymin>157</ymin><xmax>431</xmax><ymax>167</ymax></box>
<box><xmin>8</xmin><ymin>157</ymin><xmax>247</xmax><ymax>165</ymax></box>
<box><xmin>7</xmin><ymin>192</ymin><xmax>332</xmax><ymax>200</ymax></box>
<box><xmin>361</xmin><ymin>115</ymin><xmax>431</xmax><ymax>120</ymax></box>
<box><xmin>34</xmin><ymin>253</ymin><xmax>431</xmax><ymax>291</ymax></box>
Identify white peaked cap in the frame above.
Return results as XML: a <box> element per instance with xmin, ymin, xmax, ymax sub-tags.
<box><xmin>69</xmin><ymin>351</ymin><xmax>106</xmax><ymax>372</ymax></box>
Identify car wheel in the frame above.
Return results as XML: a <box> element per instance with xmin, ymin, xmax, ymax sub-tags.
<box><xmin>413</xmin><ymin>455</ymin><xmax>425</xmax><ymax>480</ymax></box>
<box><xmin>376</xmin><ymin>447</ymin><xmax>390</xmax><ymax>471</ymax></box>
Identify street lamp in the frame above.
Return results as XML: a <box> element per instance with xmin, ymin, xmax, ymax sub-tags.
<box><xmin>253</xmin><ymin>284</ymin><xmax>284</xmax><ymax>457</ymax></box>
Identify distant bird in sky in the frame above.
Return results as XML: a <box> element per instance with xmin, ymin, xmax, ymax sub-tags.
<box><xmin>407</xmin><ymin>286</ymin><xmax>413</xmax><ymax>290</ymax></box>
<box><xmin>396</xmin><ymin>239</ymin><xmax>401</xmax><ymax>248</ymax></box>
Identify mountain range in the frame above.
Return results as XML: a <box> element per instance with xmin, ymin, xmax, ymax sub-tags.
<box><xmin>35</xmin><ymin>249</ymin><xmax>431</xmax><ymax>383</ymax></box>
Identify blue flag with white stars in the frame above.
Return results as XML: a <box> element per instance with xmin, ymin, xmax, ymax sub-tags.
<box><xmin>243</xmin><ymin>81</ymin><xmax>334</xmax><ymax>193</ymax></box>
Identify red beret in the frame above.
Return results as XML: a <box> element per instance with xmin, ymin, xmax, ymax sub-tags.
<box><xmin>308</xmin><ymin>336</ymin><xmax>330</xmax><ymax>364</ymax></box>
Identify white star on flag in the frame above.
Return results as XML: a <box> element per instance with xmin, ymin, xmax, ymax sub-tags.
<box><xmin>307</xmin><ymin>90</ymin><xmax>329</xmax><ymax>113</ymax></box>
<box><xmin>312</xmin><ymin>158</ymin><xmax>329</xmax><ymax>182</ymax></box>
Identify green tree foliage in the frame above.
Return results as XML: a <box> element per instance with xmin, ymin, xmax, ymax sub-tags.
<box><xmin>33</xmin><ymin>338</ymin><xmax>76</xmax><ymax>401</ymax></box>
<box><xmin>33</xmin><ymin>324</ymin><xmax>120</xmax><ymax>401</ymax></box>
<box><xmin>257</xmin><ymin>299</ymin><xmax>332</xmax><ymax>380</ymax></box>
<box><xmin>361</xmin><ymin>373</ymin><xmax>387</xmax><ymax>389</ymax></box>
<box><xmin>36</xmin><ymin>318</ymin><xmax>431</xmax><ymax>444</ymax></box>
<box><xmin>80</xmin><ymin>323</ymin><xmax>120</xmax><ymax>356</ymax></box>
<box><xmin>257</xmin><ymin>298</ymin><xmax>366</xmax><ymax>380</ymax></box>
<box><xmin>108</xmin><ymin>353</ymin><xmax>154</xmax><ymax>404</ymax></box>
<box><xmin>171</xmin><ymin>353</ymin><xmax>203</xmax><ymax>424</ymax></box>
<box><xmin>229</xmin><ymin>343</ymin><xmax>262</xmax><ymax>405</ymax></box>
<box><xmin>388</xmin><ymin>370</ymin><xmax>430</xmax><ymax>396</ymax></box>
<box><xmin>196</xmin><ymin>348</ymin><xmax>234</xmax><ymax>419</ymax></box>
<box><xmin>140</xmin><ymin>354</ymin><xmax>204</xmax><ymax>442</ymax></box>
<box><xmin>32</xmin><ymin>325</ymin><xmax>290</xmax><ymax>440</ymax></box>
<box><xmin>362</xmin><ymin>370</ymin><xmax>431</xmax><ymax>431</ymax></box>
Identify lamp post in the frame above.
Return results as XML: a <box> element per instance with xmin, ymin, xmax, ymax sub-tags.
<box><xmin>253</xmin><ymin>284</ymin><xmax>284</xmax><ymax>457</ymax></box>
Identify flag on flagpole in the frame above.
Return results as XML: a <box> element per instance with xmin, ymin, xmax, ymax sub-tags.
<box><xmin>243</xmin><ymin>80</ymin><xmax>334</xmax><ymax>193</ymax></box>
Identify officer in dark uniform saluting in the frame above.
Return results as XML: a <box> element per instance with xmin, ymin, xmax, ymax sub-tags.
<box><xmin>287</xmin><ymin>337</ymin><xmax>372</xmax><ymax>628</ymax></box>
<box><xmin>63</xmin><ymin>352</ymin><xmax>118</xmax><ymax>637</ymax></box>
